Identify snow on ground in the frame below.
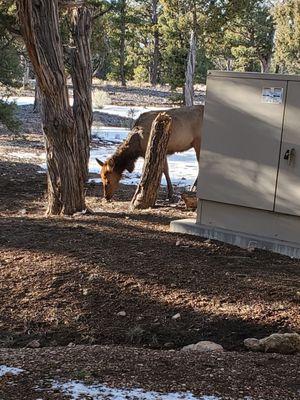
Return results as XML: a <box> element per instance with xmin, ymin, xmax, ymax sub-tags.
<box><xmin>90</xmin><ymin>126</ymin><xmax>198</xmax><ymax>188</ymax></box>
<box><xmin>8</xmin><ymin>97</ymin><xmax>198</xmax><ymax>188</ymax></box>
<box><xmin>9</xmin><ymin>96</ymin><xmax>35</xmax><ymax>107</ymax></box>
<box><xmin>0</xmin><ymin>365</ymin><xmax>24</xmax><ymax>378</ymax></box>
<box><xmin>89</xmin><ymin>146</ymin><xmax>197</xmax><ymax>188</ymax></box>
<box><xmin>92</xmin><ymin>126</ymin><xmax>129</xmax><ymax>143</ymax></box>
<box><xmin>51</xmin><ymin>380</ymin><xmax>220</xmax><ymax>400</ymax></box>
<box><xmin>8</xmin><ymin>151</ymin><xmax>45</xmax><ymax>160</ymax></box>
<box><xmin>9</xmin><ymin>97</ymin><xmax>162</xmax><ymax>119</ymax></box>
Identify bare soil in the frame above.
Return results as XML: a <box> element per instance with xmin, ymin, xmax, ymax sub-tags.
<box><xmin>0</xmin><ymin>346</ymin><xmax>299</xmax><ymax>400</ymax></box>
<box><xmin>0</xmin><ymin>94</ymin><xmax>299</xmax><ymax>399</ymax></box>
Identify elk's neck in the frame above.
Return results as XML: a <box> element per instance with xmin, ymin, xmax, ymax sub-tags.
<box><xmin>111</xmin><ymin>129</ymin><xmax>143</xmax><ymax>174</ymax></box>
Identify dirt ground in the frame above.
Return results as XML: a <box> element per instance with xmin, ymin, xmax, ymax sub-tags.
<box><xmin>0</xmin><ymin>346</ymin><xmax>299</xmax><ymax>400</ymax></box>
<box><xmin>0</xmin><ymin>97</ymin><xmax>299</xmax><ymax>399</ymax></box>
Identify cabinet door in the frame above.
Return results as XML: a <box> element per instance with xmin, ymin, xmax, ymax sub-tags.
<box><xmin>275</xmin><ymin>81</ymin><xmax>300</xmax><ymax>216</ymax></box>
<box><xmin>197</xmin><ymin>76</ymin><xmax>286</xmax><ymax>211</ymax></box>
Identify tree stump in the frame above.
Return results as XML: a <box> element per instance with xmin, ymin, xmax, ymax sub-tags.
<box><xmin>131</xmin><ymin>112</ymin><xmax>172</xmax><ymax>210</ymax></box>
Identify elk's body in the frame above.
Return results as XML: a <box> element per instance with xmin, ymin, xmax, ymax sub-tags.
<box><xmin>97</xmin><ymin>105</ymin><xmax>204</xmax><ymax>200</ymax></box>
<box><xmin>135</xmin><ymin>105</ymin><xmax>203</xmax><ymax>156</ymax></box>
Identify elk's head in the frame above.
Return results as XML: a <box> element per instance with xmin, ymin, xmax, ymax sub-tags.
<box><xmin>96</xmin><ymin>158</ymin><xmax>122</xmax><ymax>201</ymax></box>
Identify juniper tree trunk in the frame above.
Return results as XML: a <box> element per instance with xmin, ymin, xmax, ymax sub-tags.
<box><xmin>70</xmin><ymin>6</ymin><xmax>93</xmax><ymax>184</ymax></box>
<box><xmin>131</xmin><ymin>113</ymin><xmax>172</xmax><ymax>210</ymax></box>
<box><xmin>17</xmin><ymin>0</ymin><xmax>85</xmax><ymax>215</ymax></box>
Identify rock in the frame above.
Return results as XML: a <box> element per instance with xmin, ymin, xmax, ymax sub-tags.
<box><xmin>164</xmin><ymin>342</ymin><xmax>174</xmax><ymax>349</ymax></box>
<box><xmin>182</xmin><ymin>341</ymin><xmax>224</xmax><ymax>353</ymax></box>
<box><xmin>117</xmin><ymin>311</ymin><xmax>126</xmax><ymax>317</ymax></box>
<box><xmin>244</xmin><ymin>333</ymin><xmax>300</xmax><ymax>354</ymax></box>
<box><xmin>244</xmin><ymin>338</ymin><xmax>262</xmax><ymax>352</ymax></box>
<box><xmin>19</xmin><ymin>209</ymin><xmax>27</xmax><ymax>215</ymax></box>
<box><xmin>172</xmin><ymin>313</ymin><xmax>181</xmax><ymax>320</ymax></box>
<box><xmin>175</xmin><ymin>240</ymin><xmax>182</xmax><ymax>246</ymax></box>
<box><xmin>27</xmin><ymin>340</ymin><xmax>40</xmax><ymax>349</ymax></box>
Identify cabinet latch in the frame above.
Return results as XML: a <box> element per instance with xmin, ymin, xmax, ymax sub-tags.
<box><xmin>284</xmin><ymin>148</ymin><xmax>296</xmax><ymax>165</ymax></box>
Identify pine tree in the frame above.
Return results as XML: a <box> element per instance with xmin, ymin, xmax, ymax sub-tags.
<box><xmin>274</xmin><ymin>0</ymin><xmax>300</xmax><ymax>73</ymax></box>
<box><xmin>0</xmin><ymin>2</ymin><xmax>23</xmax><ymax>130</ymax></box>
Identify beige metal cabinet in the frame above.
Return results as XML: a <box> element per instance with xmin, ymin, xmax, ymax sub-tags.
<box><xmin>275</xmin><ymin>81</ymin><xmax>300</xmax><ymax>216</ymax></box>
<box><xmin>171</xmin><ymin>71</ymin><xmax>300</xmax><ymax>257</ymax></box>
<box><xmin>198</xmin><ymin>75</ymin><xmax>287</xmax><ymax>211</ymax></box>
<box><xmin>198</xmin><ymin>72</ymin><xmax>300</xmax><ymax>216</ymax></box>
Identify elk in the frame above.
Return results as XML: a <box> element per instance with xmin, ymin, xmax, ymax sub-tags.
<box><xmin>96</xmin><ymin>105</ymin><xmax>204</xmax><ymax>200</ymax></box>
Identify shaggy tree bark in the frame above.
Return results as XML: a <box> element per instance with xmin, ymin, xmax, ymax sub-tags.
<box><xmin>70</xmin><ymin>6</ymin><xmax>93</xmax><ymax>184</ymax></box>
<box><xmin>131</xmin><ymin>113</ymin><xmax>172</xmax><ymax>210</ymax></box>
<box><xmin>17</xmin><ymin>0</ymin><xmax>85</xmax><ymax>215</ymax></box>
<box><xmin>184</xmin><ymin>30</ymin><xmax>196</xmax><ymax>106</ymax></box>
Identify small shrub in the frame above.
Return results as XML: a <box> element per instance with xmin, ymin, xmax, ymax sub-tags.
<box><xmin>0</xmin><ymin>99</ymin><xmax>20</xmax><ymax>131</ymax></box>
<box><xmin>92</xmin><ymin>89</ymin><xmax>111</xmax><ymax>109</ymax></box>
<box><xmin>92</xmin><ymin>77</ymin><xmax>103</xmax><ymax>86</ymax></box>
<box><xmin>133</xmin><ymin>65</ymin><xmax>149</xmax><ymax>84</ymax></box>
<box><xmin>126</xmin><ymin>325</ymin><xmax>145</xmax><ymax>344</ymax></box>
<box><xmin>169</xmin><ymin>91</ymin><xmax>184</xmax><ymax>105</ymax></box>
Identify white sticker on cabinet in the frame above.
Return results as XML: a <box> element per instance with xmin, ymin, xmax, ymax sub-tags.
<box><xmin>262</xmin><ymin>87</ymin><xmax>284</xmax><ymax>104</ymax></box>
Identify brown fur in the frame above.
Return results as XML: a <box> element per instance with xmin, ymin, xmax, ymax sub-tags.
<box><xmin>97</xmin><ymin>105</ymin><xmax>204</xmax><ymax>200</ymax></box>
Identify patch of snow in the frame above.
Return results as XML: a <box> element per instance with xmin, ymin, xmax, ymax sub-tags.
<box><xmin>92</xmin><ymin>126</ymin><xmax>130</xmax><ymax>143</ymax></box>
<box><xmin>0</xmin><ymin>365</ymin><xmax>24</xmax><ymax>378</ymax></box>
<box><xmin>7</xmin><ymin>96</ymin><xmax>198</xmax><ymax>188</ymax></box>
<box><xmin>8</xmin><ymin>96</ymin><xmax>163</xmax><ymax>118</ymax></box>
<box><xmin>8</xmin><ymin>96</ymin><xmax>34</xmax><ymax>106</ymax></box>
<box><xmin>51</xmin><ymin>381</ymin><xmax>220</xmax><ymax>400</ymax></box>
<box><xmin>99</xmin><ymin>105</ymin><xmax>165</xmax><ymax>118</ymax></box>
<box><xmin>8</xmin><ymin>152</ymin><xmax>45</xmax><ymax>160</ymax></box>
<box><xmin>89</xmin><ymin>145</ymin><xmax>198</xmax><ymax>188</ymax></box>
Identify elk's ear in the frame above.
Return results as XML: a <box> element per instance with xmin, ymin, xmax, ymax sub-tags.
<box><xmin>96</xmin><ymin>158</ymin><xmax>104</xmax><ymax>167</ymax></box>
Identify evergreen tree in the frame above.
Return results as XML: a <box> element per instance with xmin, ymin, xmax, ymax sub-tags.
<box><xmin>0</xmin><ymin>1</ymin><xmax>23</xmax><ymax>130</ymax></box>
<box><xmin>274</xmin><ymin>0</ymin><xmax>300</xmax><ymax>73</ymax></box>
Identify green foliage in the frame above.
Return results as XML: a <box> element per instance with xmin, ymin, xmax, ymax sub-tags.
<box><xmin>133</xmin><ymin>64</ymin><xmax>148</xmax><ymax>83</ymax></box>
<box><xmin>88</xmin><ymin>0</ymin><xmax>280</xmax><ymax>87</ymax></box>
<box><xmin>206</xmin><ymin>0</ymin><xmax>275</xmax><ymax>72</ymax></box>
<box><xmin>0</xmin><ymin>2</ymin><xmax>23</xmax><ymax>130</ymax></box>
<box><xmin>0</xmin><ymin>38</ymin><xmax>23</xmax><ymax>87</ymax></box>
<box><xmin>273</xmin><ymin>0</ymin><xmax>300</xmax><ymax>73</ymax></box>
<box><xmin>0</xmin><ymin>100</ymin><xmax>20</xmax><ymax>131</ymax></box>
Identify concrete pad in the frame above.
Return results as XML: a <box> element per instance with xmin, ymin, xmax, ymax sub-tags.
<box><xmin>170</xmin><ymin>219</ymin><xmax>300</xmax><ymax>258</ymax></box>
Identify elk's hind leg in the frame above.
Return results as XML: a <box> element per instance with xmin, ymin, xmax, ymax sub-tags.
<box><xmin>164</xmin><ymin>160</ymin><xmax>174</xmax><ymax>200</ymax></box>
<box><xmin>191</xmin><ymin>137</ymin><xmax>201</xmax><ymax>191</ymax></box>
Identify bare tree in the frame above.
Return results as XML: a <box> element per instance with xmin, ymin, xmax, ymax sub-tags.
<box><xmin>150</xmin><ymin>0</ymin><xmax>159</xmax><ymax>85</ymax></box>
<box><xmin>184</xmin><ymin>30</ymin><xmax>196</xmax><ymax>106</ymax></box>
<box><xmin>119</xmin><ymin>0</ymin><xmax>126</xmax><ymax>86</ymax></box>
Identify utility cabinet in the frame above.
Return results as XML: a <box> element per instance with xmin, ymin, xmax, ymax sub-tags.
<box><xmin>171</xmin><ymin>71</ymin><xmax>300</xmax><ymax>258</ymax></box>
